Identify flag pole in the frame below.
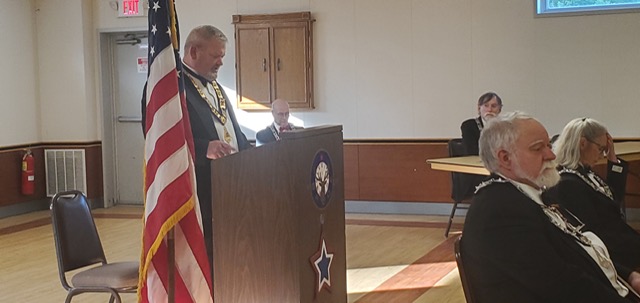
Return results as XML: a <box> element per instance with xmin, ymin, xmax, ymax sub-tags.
<box><xmin>167</xmin><ymin>1</ymin><xmax>178</xmax><ymax>302</ymax></box>
<box><xmin>168</xmin><ymin>229</ymin><xmax>175</xmax><ymax>303</ymax></box>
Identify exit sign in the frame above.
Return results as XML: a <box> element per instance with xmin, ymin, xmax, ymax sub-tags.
<box><xmin>118</xmin><ymin>0</ymin><xmax>147</xmax><ymax>17</ymax></box>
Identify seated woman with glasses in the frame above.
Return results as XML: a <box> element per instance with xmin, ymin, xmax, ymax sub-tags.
<box><xmin>550</xmin><ymin>117</ymin><xmax>640</xmax><ymax>270</ymax></box>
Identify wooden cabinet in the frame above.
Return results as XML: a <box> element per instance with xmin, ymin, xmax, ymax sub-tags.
<box><xmin>232</xmin><ymin>12</ymin><xmax>314</xmax><ymax>110</ymax></box>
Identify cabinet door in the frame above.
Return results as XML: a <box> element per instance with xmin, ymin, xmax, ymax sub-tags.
<box><xmin>236</xmin><ymin>27</ymin><xmax>271</xmax><ymax>108</ymax></box>
<box><xmin>272</xmin><ymin>24</ymin><xmax>310</xmax><ymax>108</ymax></box>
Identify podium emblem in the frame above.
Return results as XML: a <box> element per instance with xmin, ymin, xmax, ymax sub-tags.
<box><xmin>311</xmin><ymin>150</ymin><xmax>333</xmax><ymax>209</ymax></box>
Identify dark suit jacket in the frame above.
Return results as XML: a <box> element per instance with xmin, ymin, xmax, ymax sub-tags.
<box><xmin>550</xmin><ymin>160</ymin><xmax>640</xmax><ymax>270</ymax></box>
<box><xmin>461</xmin><ymin>117</ymin><xmax>482</xmax><ymax>155</ymax></box>
<box><xmin>458</xmin><ymin>117</ymin><xmax>485</xmax><ymax>196</ymax></box>
<box><xmin>462</xmin><ymin>175</ymin><xmax>632</xmax><ymax>303</ymax></box>
<box><xmin>182</xmin><ymin>72</ymin><xmax>251</xmax><ymax>266</ymax></box>
<box><xmin>255</xmin><ymin>123</ymin><xmax>301</xmax><ymax>145</ymax></box>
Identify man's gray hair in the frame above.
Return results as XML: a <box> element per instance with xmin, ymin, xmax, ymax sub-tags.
<box><xmin>553</xmin><ymin>117</ymin><xmax>608</xmax><ymax>169</ymax></box>
<box><xmin>479</xmin><ymin>111</ymin><xmax>535</xmax><ymax>173</ymax></box>
<box><xmin>184</xmin><ymin>25</ymin><xmax>227</xmax><ymax>51</ymax></box>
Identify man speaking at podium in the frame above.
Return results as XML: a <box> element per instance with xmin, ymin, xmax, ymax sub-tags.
<box><xmin>181</xmin><ymin>25</ymin><xmax>251</xmax><ymax>278</ymax></box>
<box><xmin>143</xmin><ymin>25</ymin><xmax>251</xmax><ymax>280</ymax></box>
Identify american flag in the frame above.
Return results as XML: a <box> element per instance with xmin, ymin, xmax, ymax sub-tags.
<box><xmin>138</xmin><ymin>0</ymin><xmax>213</xmax><ymax>302</ymax></box>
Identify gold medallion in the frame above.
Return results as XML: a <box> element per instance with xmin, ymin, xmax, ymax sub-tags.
<box><xmin>223</xmin><ymin>127</ymin><xmax>232</xmax><ymax>144</ymax></box>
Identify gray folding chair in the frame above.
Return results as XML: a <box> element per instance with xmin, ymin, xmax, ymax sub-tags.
<box><xmin>50</xmin><ymin>190</ymin><xmax>138</xmax><ymax>303</ymax></box>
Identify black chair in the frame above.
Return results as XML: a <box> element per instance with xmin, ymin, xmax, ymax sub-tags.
<box><xmin>454</xmin><ymin>235</ymin><xmax>476</xmax><ymax>303</ymax></box>
<box><xmin>445</xmin><ymin>138</ymin><xmax>480</xmax><ymax>237</ymax></box>
<box><xmin>50</xmin><ymin>190</ymin><xmax>139</xmax><ymax>303</ymax></box>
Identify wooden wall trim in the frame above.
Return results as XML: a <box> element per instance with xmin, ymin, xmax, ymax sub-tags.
<box><xmin>344</xmin><ymin>140</ymin><xmax>640</xmax><ymax>208</ymax></box>
<box><xmin>343</xmin><ymin>142</ymin><xmax>451</xmax><ymax>203</ymax></box>
<box><xmin>2</xmin><ymin>138</ymin><xmax>638</xmax><ymax>210</ymax></box>
<box><xmin>0</xmin><ymin>141</ymin><xmax>101</xmax><ymax>153</ymax></box>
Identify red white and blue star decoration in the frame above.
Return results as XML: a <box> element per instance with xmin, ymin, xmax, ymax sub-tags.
<box><xmin>310</xmin><ymin>237</ymin><xmax>334</xmax><ymax>294</ymax></box>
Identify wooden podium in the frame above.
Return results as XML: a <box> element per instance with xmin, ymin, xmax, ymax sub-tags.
<box><xmin>210</xmin><ymin>125</ymin><xmax>346</xmax><ymax>302</ymax></box>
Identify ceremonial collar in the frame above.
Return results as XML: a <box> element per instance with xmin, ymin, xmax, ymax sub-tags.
<box><xmin>182</xmin><ymin>63</ymin><xmax>211</xmax><ymax>86</ymax></box>
<box><xmin>268</xmin><ymin>124</ymin><xmax>281</xmax><ymax>141</ymax></box>
<box><xmin>559</xmin><ymin>166</ymin><xmax>614</xmax><ymax>200</ymax></box>
<box><xmin>478</xmin><ymin>174</ymin><xmax>595</xmax><ymax>240</ymax></box>
<box><xmin>474</xmin><ymin>174</ymin><xmax>507</xmax><ymax>194</ymax></box>
<box><xmin>474</xmin><ymin>116</ymin><xmax>484</xmax><ymax>131</ymax></box>
<box><xmin>476</xmin><ymin>174</ymin><xmax>547</xmax><ymax>204</ymax></box>
<box><xmin>269</xmin><ymin>122</ymin><xmax>295</xmax><ymax>141</ymax></box>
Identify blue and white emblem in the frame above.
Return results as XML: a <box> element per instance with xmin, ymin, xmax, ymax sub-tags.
<box><xmin>311</xmin><ymin>150</ymin><xmax>333</xmax><ymax>209</ymax></box>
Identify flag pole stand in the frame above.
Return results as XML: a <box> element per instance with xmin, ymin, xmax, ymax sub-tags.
<box><xmin>168</xmin><ymin>228</ymin><xmax>175</xmax><ymax>303</ymax></box>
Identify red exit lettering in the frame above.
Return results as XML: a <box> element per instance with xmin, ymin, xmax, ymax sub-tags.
<box><xmin>123</xmin><ymin>0</ymin><xmax>139</xmax><ymax>16</ymax></box>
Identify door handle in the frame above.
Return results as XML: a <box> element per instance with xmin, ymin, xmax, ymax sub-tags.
<box><xmin>117</xmin><ymin>116</ymin><xmax>142</xmax><ymax>123</ymax></box>
<box><xmin>262</xmin><ymin>58</ymin><xmax>267</xmax><ymax>72</ymax></box>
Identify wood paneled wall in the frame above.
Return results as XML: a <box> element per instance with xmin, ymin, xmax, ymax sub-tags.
<box><xmin>344</xmin><ymin>141</ymin><xmax>451</xmax><ymax>203</ymax></box>
<box><xmin>0</xmin><ymin>142</ymin><xmax>102</xmax><ymax>207</ymax></box>
<box><xmin>2</xmin><ymin>140</ymin><xmax>638</xmax><ymax>211</ymax></box>
<box><xmin>344</xmin><ymin>140</ymin><xmax>640</xmax><ymax>208</ymax></box>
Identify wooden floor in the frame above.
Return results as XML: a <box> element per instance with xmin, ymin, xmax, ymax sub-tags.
<box><xmin>0</xmin><ymin>206</ymin><xmax>467</xmax><ymax>303</ymax></box>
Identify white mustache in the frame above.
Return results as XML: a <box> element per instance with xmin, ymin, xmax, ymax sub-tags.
<box><xmin>536</xmin><ymin>160</ymin><xmax>560</xmax><ymax>189</ymax></box>
<box><xmin>541</xmin><ymin>160</ymin><xmax>557</xmax><ymax>171</ymax></box>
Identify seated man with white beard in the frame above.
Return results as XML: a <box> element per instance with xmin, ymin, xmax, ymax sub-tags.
<box><xmin>460</xmin><ymin>92</ymin><xmax>503</xmax><ymax>155</ymax></box>
<box><xmin>460</xmin><ymin>111</ymin><xmax>640</xmax><ymax>303</ymax></box>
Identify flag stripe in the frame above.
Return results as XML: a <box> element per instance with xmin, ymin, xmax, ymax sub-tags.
<box><xmin>143</xmin><ymin>170</ymin><xmax>191</xmax><ymax>249</ymax></box>
<box><xmin>145</xmin><ymin>79</ymin><xmax>182</xmax><ymax>164</ymax></box>
<box><xmin>145</xmin><ymin>47</ymin><xmax>181</xmax><ymax>135</ymax></box>
<box><xmin>145</xmin><ymin>131</ymin><xmax>189</xmax><ymax>196</ymax></box>
<box><xmin>146</xmin><ymin>45</ymin><xmax>180</xmax><ymax>106</ymax></box>
<box><xmin>175</xmin><ymin>221</ymin><xmax>211</xmax><ymax>298</ymax></box>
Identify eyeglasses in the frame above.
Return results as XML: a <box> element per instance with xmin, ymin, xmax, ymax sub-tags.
<box><xmin>586</xmin><ymin>138</ymin><xmax>608</xmax><ymax>156</ymax></box>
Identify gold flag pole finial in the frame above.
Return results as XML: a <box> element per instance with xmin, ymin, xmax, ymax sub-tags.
<box><xmin>168</xmin><ymin>0</ymin><xmax>179</xmax><ymax>50</ymax></box>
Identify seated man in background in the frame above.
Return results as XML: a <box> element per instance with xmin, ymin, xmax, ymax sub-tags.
<box><xmin>256</xmin><ymin>99</ymin><xmax>302</xmax><ymax>145</ymax></box>
<box><xmin>460</xmin><ymin>92</ymin><xmax>502</xmax><ymax>155</ymax></box>
<box><xmin>456</xmin><ymin>92</ymin><xmax>502</xmax><ymax>198</ymax></box>
<box><xmin>550</xmin><ymin>117</ymin><xmax>639</xmax><ymax>271</ymax></box>
<box><xmin>461</xmin><ymin>111</ymin><xmax>640</xmax><ymax>303</ymax></box>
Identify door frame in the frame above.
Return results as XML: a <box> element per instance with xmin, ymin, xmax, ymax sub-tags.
<box><xmin>98</xmin><ymin>28</ymin><xmax>146</xmax><ymax>208</ymax></box>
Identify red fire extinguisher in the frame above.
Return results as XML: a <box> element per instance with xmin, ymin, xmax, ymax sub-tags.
<box><xmin>22</xmin><ymin>149</ymin><xmax>35</xmax><ymax>195</ymax></box>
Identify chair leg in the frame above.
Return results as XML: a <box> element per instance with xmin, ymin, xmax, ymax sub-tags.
<box><xmin>445</xmin><ymin>200</ymin><xmax>459</xmax><ymax>238</ymax></box>
<box><xmin>107</xmin><ymin>290</ymin><xmax>122</xmax><ymax>303</ymax></box>
<box><xmin>65</xmin><ymin>289</ymin><xmax>81</xmax><ymax>303</ymax></box>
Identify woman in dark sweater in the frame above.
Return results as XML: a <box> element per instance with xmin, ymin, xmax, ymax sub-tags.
<box><xmin>551</xmin><ymin>117</ymin><xmax>639</xmax><ymax>271</ymax></box>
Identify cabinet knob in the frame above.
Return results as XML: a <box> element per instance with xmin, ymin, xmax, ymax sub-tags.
<box><xmin>277</xmin><ymin>58</ymin><xmax>281</xmax><ymax>71</ymax></box>
<box><xmin>262</xmin><ymin>58</ymin><xmax>267</xmax><ymax>72</ymax></box>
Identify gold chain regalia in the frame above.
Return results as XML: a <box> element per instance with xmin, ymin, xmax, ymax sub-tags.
<box><xmin>559</xmin><ymin>167</ymin><xmax>614</xmax><ymax>200</ymax></box>
<box><xmin>186</xmin><ymin>74</ymin><xmax>232</xmax><ymax>143</ymax></box>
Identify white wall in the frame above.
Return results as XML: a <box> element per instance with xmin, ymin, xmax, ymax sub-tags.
<box><xmin>0</xmin><ymin>0</ymin><xmax>39</xmax><ymax>146</ymax></box>
<box><xmin>35</xmin><ymin>0</ymin><xmax>98</xmax><ymax>142</ymax></box>
<box><xmin>1</xmin><ymin>0</ymin><xmax>639</xmax><ymax>147</ymax></box>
